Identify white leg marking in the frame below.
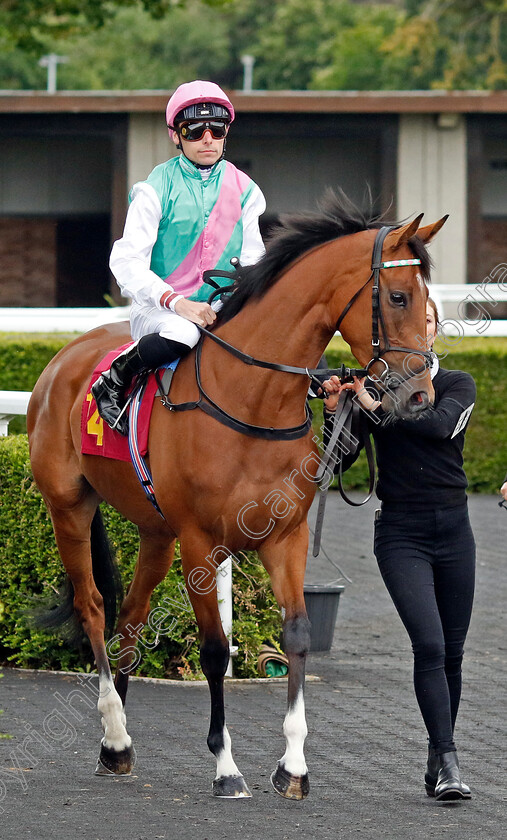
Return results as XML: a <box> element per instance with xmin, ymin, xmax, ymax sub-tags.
<box><xmin>280</xmin><ymin>690</ymin><xmax>308</xmax><ymax>777</ymax></box>
<box><xmin>97</xmin><ymin>674</ymin><xmax>132</xmax><ymax>751</ymax></box>
<box><xmin>215</xmin><ymin>725</ymin><xmax>242</xmax><ymax>780</ymax></box>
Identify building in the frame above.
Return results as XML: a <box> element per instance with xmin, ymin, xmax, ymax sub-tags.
<box><xmin>0</xmin><ymin>89</ymin><xmax>506</xmax><ymax>307</ymax></box>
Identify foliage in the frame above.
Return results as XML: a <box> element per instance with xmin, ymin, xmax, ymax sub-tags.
<box><xmin>0</xmin><ymin>436</ymin><xmax>282</xmax><ymax>678</ymax></box>
<box><xmin>380</xmin><ymin>0</ymin><xmax>507</xmax><ymax>91</ymax></box>
<box><xmin>240</xmin><ymin>0</ymin><xmax>356</xmax><ymax>91</ymax></box>
<box><xmin>247</xmin><ymin>0</ymin><xmax>405</xmax><ymax>92</ymax></box>
<box><xmin>40</xmin><ymin>5</ymin><xmax>230</xmax><ymax>91</ymax></box>
<box><xmin>0</xmin><ymin>334</ymin><xmax>71</xmax><ymax>434</ymax></box>
<box><xmin>0</xmin><ymin>334</ymin><xmax>70</xmax><ymax>390</ymax></box>
<box><xmin>0</xmin><ymin>0</ymin><xmax>232</xmax><ymax>52</ymax></box>
<box><xmin>0</xmin><ymin>0</ymin><xmax>504</xmax><ymax>91</ymax></box>
<box><xmin>320</xmin><ymin>336</ymin><xmax>507</xmax><ymax>495</ymax></box>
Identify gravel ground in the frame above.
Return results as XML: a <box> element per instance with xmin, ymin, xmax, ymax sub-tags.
<box><xmin>0</xmin><ymin>493</ymin><xmax>505</xmax><ymax>840</ymax></box>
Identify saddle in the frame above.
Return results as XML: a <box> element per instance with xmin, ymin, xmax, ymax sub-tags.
<box><xmin>81</xmin><ymin>347</ymin><xmax>176</xmax><ymax>462</ymax></box>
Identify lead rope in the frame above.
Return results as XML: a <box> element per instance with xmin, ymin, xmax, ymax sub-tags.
<box><xmin>313</xmin><ymin>391</ymin><xmax>355</xmax><ymax>557</ymax></box>
<box><xmin>312</xmin><ymin>391</ymin><xmax>376</xmax><ymax>557</ymax></box>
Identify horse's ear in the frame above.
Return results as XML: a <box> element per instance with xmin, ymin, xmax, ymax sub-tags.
<box><xmin>388</xmin><ymin>214</ymin><xmax>424</xmax><ymax>248</ymax></box>
<box><xmin>414</xmin><ymin>215</ymin><xmax>449</xmax><ymax>243</ymax></box>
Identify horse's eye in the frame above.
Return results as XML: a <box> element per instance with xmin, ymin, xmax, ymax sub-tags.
<box><xmin>390</xmin><ymin>292</ymin><xmax>407</xmax><ymax>307</ymax></box>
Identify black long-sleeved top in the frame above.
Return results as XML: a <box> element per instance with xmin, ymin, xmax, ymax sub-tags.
<box><xmin>326</xmin><ymin>367</ymin><xmax>476</xmax><ymax>508</ymax></box>
<box><xmin>372</xmin><ymin>367</ymin><xmax>476</xmax><ymax>507</ymax></box>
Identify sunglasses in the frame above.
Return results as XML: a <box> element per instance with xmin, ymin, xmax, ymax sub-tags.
<box><xmin>178</xmin><ymin>120</ymin><xmax>229</xmax><ymax>141</ymax></box>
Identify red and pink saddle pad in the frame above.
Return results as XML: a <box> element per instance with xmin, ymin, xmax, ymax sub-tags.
<box><xmin>81</xmin><ymin>343</ymin><xmax>160</xmax><ymax>461</ymax></box>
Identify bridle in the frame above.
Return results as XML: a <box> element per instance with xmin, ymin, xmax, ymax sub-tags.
<box><xmin>335</xmin><ymin>225</ymin><xmax>432</xmax><ymax>393</ymax></box>
<box><xmin>158</xmin><ymin>226</ymin><xmax>432</xmax><ymax>441</ymax></box>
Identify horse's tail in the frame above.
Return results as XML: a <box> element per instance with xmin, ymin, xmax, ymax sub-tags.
<box><xmin>89</xmin><ymin>507</ymin><xmax>124</xmax><ymax>637</ymax></box>
<box><xmin>31</xmin><ymin>508</ymin><xmax>123</xmax><ymax>641</ymax></box>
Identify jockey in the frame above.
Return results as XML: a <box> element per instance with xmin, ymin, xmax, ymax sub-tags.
<box><xmin>92</xmin><ymin>79</ymin><xmax>266</xmax><ymax>435</ymax></box>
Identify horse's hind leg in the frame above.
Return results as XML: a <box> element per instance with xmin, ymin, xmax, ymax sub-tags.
<box><xmin>259</xmin><ymin>526</ymin><xmax>311</xmax><ymax>800</ymax></box>
<box><xmin>47</xmin><ymin>494</ymin><xmax>135</xmax><ymax>776</ymax></box>
<box><xmin>180</xmin><ymin>533</ymin><xmax>251</xmax><ymax>798</ymax></box>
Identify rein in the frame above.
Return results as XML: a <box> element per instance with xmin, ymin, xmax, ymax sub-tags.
<box><xmin>312</xmin><ymin>390</ymin><xmax>376</xmax><ymax>556</ymax></box>
<box><xmin>158</xmin><ymin>337</ymin><xmax>315</xmax><ymax>441</ymax></box>
<box><xmin>194</xmin><ymin>324</ymin><xmax>368</xmax><ymax>396</ymax></box>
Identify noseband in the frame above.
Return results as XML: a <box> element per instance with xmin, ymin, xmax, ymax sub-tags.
<box><xmin>335</xmin><ymin>225</ymin><xmax>432</xmax><ymax>392</ymax></box>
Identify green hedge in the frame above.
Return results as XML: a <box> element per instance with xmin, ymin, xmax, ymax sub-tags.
<box><xmin>320</xmin><ymin>336</ymin><xmax>507</xmax><ymax>495</ymax></box>
<box><xmin>0</xmin><ymin>435</ymin><xmax>282</xmax><ymax>678</ymax></box>
<box><xmin>0</xmin><ymin>334</ymin><xmax>72</xmax><ymax>389</ymax></box>
<box><xmin>0</xmin><ymin>332</ymin><xmax>505</xmax><ymax>677</ymax></box>
<box><xmin>3</xmin><ymin>333</ymin><xmax>507</xmax><ymax>485</ymax></box>
<box><xmin>0</xmin><ymin>334</ymin><xmax>72</xmax><ymax>434</ymax></box>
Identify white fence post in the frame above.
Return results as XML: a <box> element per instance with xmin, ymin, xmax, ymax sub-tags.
<box><xmin>216</xmin><ymin>556</ymin><xmax>238</xmax><ymax>677</ymax></box>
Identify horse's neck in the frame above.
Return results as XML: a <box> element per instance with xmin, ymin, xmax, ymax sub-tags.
<box><xmin>222</xmin><ymin>239</ymin><xmax>359</xmax><ymax>365</ymax></box>
<box><xmin>209</xmin><ymin>242</ymin><xmax>357</xmax><ymax>421</ymax></box>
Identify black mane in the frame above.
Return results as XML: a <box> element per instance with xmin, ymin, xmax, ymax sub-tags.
<box><xmin>218</xmin><ymin>189</ymin><xmax>432</xmax><ymax>324</ymax></box>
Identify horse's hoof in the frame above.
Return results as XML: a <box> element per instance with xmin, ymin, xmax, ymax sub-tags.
<box><xmin>95</xmin><ymin>743</ymin><xmax>136</xmax><ymax>776</ymax></box>
<box><xmin>212</xmin><ymin>774</ymin><xmax>252</xmax><ymax>798</ymax></box>
<box><xmin>271</xmin><ymin>763</ymin><xmax>309</xmax><ymax>800</ymax></box>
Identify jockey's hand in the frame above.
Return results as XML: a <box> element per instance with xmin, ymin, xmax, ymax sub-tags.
<box><xmin>174</xmin><ymin>298</ymin><xmax>217</xmax><ymax>327</ymax></box>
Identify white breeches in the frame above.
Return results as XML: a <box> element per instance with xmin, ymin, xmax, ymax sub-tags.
<box><xmin>130</xmin><ymin>303</ymin><xmax>200</xmax><ymax>345</ymax></box>
<box><xmin>129</xmin><ymin>299</ymin><xmax>223</xmax><ymax>345</ymax></box>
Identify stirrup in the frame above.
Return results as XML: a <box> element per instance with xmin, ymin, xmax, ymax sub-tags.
<box><xmin>110</xmin><ymin>400</ymin><xmax>130</xmax><ymax>433</ymax></box>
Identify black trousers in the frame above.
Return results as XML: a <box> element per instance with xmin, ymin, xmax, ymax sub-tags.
<box><xmin>374</xmin><ymin>502</ymin><xmax>475</xmax><ymax>754</ymax></box>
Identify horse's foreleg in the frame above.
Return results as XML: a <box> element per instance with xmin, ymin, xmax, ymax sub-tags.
<box><xmin>49</xmin><ymin>503</ymin><xmax>135</xmax><ymax>776</ymax></box>
<box><xmin>260</xmin><ymin>529</ymin><xmax>311</xmax><ymax>800</ymax></box>
<box><xmin>272</xmin><ymin>612</ymin><xmax>311</xmax><ymax>799</ymax></box>
<box><xmin>201</xmin><ymin>633</ymin><xmax>250</xmax><ymax>797</ymax></box>
<box><xmin>113</xmin><ymin>532</ymin><xmax>176</xmax><ymax>706</ymax></box>
<box><xmin>181</xmin><ymin>539</ymin><xmax>251</xmax><ymax>798</ymax></box>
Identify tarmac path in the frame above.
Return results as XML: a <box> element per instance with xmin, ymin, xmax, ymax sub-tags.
<box><xmin>0</xmin><ymin>493</ymin><xmax>505</xmax><ymax>840</ymax></box>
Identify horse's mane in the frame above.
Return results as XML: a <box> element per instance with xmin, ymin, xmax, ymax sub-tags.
<box><xmin>218</xmin><ymin>189</ymin><xmax>432</xmax><ymax>324</ymax></box>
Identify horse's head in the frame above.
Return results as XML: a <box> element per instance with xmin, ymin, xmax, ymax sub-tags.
<box><xmin>337</xmin><ymin>214</ymin><xmax>447</xmax><ymax>420</ymax></box>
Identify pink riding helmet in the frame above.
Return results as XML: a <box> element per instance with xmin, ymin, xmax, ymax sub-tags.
<box><xmin>165</xmin><ymin>80</ymin><xmax>235</xmax><ymax>132</ymax></box>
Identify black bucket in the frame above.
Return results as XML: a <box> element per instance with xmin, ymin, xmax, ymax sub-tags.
<box><xmin>304</xmin><ymin>584</ymin><xmax>345</xmax><ymax>652</ymax></box>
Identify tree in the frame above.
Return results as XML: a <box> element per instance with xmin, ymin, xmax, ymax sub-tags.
<box><xmin>0</xmin><ymin>0</ymin><xmax>231</xmax><ymax>52</ymax></box>
<box><xmin>0</xmin><ymin>0</ymin><xmax>504</xmax><ymax>91</ymax></box>
<box><xmin>381</xmin><ymin>0</ymin><xmax>507</xmax><ymax>90</ymax></box>
<box><xmin>49</xmin><ymin>6</ymin><xmax>231</xmax><ymax>91</ymax></box>
<box><xmin>310</xmin><ymin>4</ymin><xmax>406</xmax><ymax>91</ymax></box>
<box><xmin>242</xmin><ymin>0</ymin><xmax>350</xmax><ymax>91</ymax></box>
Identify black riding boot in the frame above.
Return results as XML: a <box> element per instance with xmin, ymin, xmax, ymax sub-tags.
<box><xmin>91</xmin><ymin>342</ymin><xmax>146</xmax><ymax>436</ymax></box>
<box><xmin>91</xmin><ymin>335</ymin><xmax>190</xmax><ymax>436</ymax></box>
<box><xmin>434</xmin><ymin>751</ymin><xmax>471</xmax><ymax>801</ymax></box>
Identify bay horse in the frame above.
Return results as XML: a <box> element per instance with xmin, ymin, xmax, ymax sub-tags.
<box><xmin>27</xmin><ymin>195</ymin><xmax>446</xmax><ymax>800</ymax></box>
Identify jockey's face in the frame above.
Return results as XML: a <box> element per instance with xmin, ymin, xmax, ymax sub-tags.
<box><xmin>171</xmin><ymin>126</ymin><xmax>227</xmax><ymax>167</ymax></box>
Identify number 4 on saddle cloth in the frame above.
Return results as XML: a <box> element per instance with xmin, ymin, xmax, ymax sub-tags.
<box><xmin>82</xmin><ymin>343</ymin><xmax>178</xmax><ymax>517</ymax></box>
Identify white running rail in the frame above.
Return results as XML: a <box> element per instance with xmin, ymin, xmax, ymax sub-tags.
<box><xmin>0</xmin><ymin>390</ymin><xmax>32</xmax><ymax>436</ymax></box>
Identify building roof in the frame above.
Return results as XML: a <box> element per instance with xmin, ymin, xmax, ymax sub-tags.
<box><xmin>0</xmin><ymin>89</ymin><xmax>506</xmax><ymax>115</ymax></box>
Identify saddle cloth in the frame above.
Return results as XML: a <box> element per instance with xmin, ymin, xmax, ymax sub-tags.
<box><xmin>81</xmin><ymin>344</ymin><xmax>162</xmax><ymax>461</ymax></box>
